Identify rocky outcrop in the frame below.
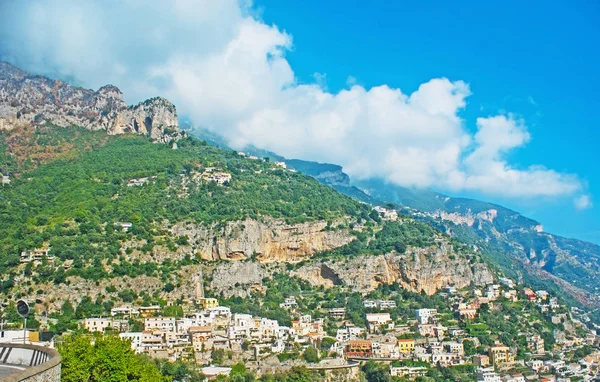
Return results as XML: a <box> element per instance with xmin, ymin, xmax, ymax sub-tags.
<box><xmin>170</xmin><ymin>218</ymin><xmax>354</xmax><ymax>262</ymax></box>
<box><xmin>209</xmin><ymin>261</ymin><xmax>273</xmax><ymax>298</ymax></box>
<box><xmin>0</xmin><ymin>61</ymin><xmax>178</xmax><ymax>140</ymax></box>
<box><xmin>110</xmin><ymin>97</ymin><xmax>178</xmax><ymax>139</ymax></box>
<box><xmin>293</xmin><ymin>241</ymin><xmax>494</xmax><ymax>295</ymax></box>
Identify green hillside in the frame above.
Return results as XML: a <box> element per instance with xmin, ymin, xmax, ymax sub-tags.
<box><xmin>0</xmin><ymin>125</ymin><xmax>373</xmax><ymax>279</ymax></box>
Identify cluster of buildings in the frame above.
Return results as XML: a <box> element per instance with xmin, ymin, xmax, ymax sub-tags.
<box><xmin>363</xmin><ymin>299</ymin><xmax>397</xmax><ymax>310</ymax></box>
<box><xmin>332</xmin><ymin>281</ymin><xmax>598</xmax><ymax>380</ymax></box>
<box><xmin>372</xmin><ymin>206</ymin><xmax>399</xmax><ymax>220</ymax></box>
<box><xmin>198</xmin><ymin>168</ymin><xmax>232</xmax><ymax>185</ymax></box>
<box><xmin>87</xmin><ymin>304</ymin><xmax>327</xmax><ymax>364</ymax></box>
<box><xmin>70</xmin><ymin>274</ymin><xmax>598</xmax><ymax>379</ymax></box>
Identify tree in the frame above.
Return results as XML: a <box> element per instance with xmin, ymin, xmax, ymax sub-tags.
<box><xmin>321</xmin><ymin>337</ymin><xmax>336</xmax><ymax>351</ymax></box>
<box><xmin>463</xmin><ymin>339</ymin><xmax>477</xmax><ymax>356</ymax></box>
<box><xmin>229</xmin><ymin>362</ymin><xmax>255</xmax><ymax>382</ymax></box>
<box><xmin>59</xmin><ymin>334</ymin><xmax>167</xmax><ymax>382</ymax></box>
<box><xmin>212</xmin><ymin>349</ymin><xmax>226</xmax><ymax>365</ymax></box>
<box><xmin>159</xmin><ymin>360</ymin><xmax>205</xmax><ymax>382</ymax></box>
<box><xmin>284</xmin><ymin>366</ymin><xmax>317</xmax><ymax>382</ymax></box>
<box><xmin>302</xmin><ymin>346</ymin><xmax>319</xmax><ymax>363</ymax></box>
<box><xmin>362</xmin><ymin>361</ymin><xmax>390</xmax><ymax>382</ymax></box>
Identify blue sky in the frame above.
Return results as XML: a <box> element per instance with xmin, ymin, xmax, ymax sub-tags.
<box><xmin>253</xmin><ymin>0</ymin><xmax>599</xmax><ymax>243</ymax></box>
<box><xmin>0</xmin><ymin>0</ymin><xmax>598</xmax><ymax>243</ymax></box>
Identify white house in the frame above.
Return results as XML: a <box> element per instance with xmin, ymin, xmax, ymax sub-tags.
<box><xmin>366</xmin><ymin>313</ymin><xmax>394</xmax><ymax>333</ymax></box>
<box><xmin>415</xmin><ymin>308</ymin><xmax>437</xmax><ymax>324</ymax></box>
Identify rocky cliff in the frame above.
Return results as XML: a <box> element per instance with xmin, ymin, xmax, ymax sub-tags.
<box><xmin>170</xmin><ymin>218</ymin><xmax>355</xmax><ymax>262</ymax></box>
<box><xmin>0</xmin><ymin>61</ymin><xmax>178</xmax><ymax>140</ymax></box>
<box><xmin>204</xmin><ymin>237</ymin><xmax>494</xmax><ymax>297</ymax></box>
<box><xmin>292</xmin><ymin>241</ymin><xmax>494</xmax><ymax>294</ymax></box>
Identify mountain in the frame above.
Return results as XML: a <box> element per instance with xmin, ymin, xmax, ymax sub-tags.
<box><xmin>0</xmin><ymin>61</ymin><xmax>178</xmax><ymax>142</ymax></box>
<box><xmin>190</xmin><ymin>127</ymin><xmax>376</xmax><ymax>204</ymax></box>
<box><xmin>0</xmin><ymin>63</ymin><xmax>501</xmax><ymax>318</ymax></box>
<box><xmin>189</xmin><ymin>128</ymin><xmax>600</xmax><ymax>306</ymax></box>
<box><xmin>357</xmin><ymin>180</ymin><xmax>600</xmax><ymax>302</ymax></box>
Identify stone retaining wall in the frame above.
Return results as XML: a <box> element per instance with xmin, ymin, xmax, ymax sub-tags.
<box><xmin>0</xmin><ymin>344</ymin><xmax>61</xmax><ymax>382</ymax></box>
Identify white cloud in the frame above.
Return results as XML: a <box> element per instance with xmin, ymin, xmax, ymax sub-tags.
<box><xmin>574</xmin><ymin>195</ymin><xmax>592</xmax><ymax>210</ymax></box>
<box><xmin>0</xmin><ymin>0</ymin><xmax>587</xmax><ymax>201</ymax></box>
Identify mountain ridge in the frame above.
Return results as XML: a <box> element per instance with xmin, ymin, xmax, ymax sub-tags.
<box><xmin>189</xmin><ymin>127</ymin><xmax>600</xmax><ymax>305</ymax></box>
<box><xmin>0</xmin><ymin>61</ymin><xmax>179</xmax><ymax>142</ymax></box>
<box><xmin>0</xmin><ymin>62</ymin><xmax>597</xmax><ymax>321</ymax></box>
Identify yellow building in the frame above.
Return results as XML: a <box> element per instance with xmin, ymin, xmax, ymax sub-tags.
<box><xmin>198</xmin><ymin>298</ymin><xmax>219</xmax><ymax>309</ymax></box>
<box><xmin>489</xmin><ymin>345</ymin><xmax>514</xmax><ymax>366</ymax></box>
<box><xmin>397</xmin><ymin>339</ymin><xmax>415</xmax><ymax>354</ymax></box>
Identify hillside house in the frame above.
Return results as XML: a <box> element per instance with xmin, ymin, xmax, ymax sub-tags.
<box><xmin>328</xmin><ymin>308</ymin><xmax>345</xmax><ymax>320</ymax></box>
<box><xmin>145</xmin><ymin>317</ymin><xmax>177</xmax><ymax>333</ymax></box>
<box><xmin>459</xmin><ymin>308</ymin><xmax>478</xmax><ymax>320</ymax></box>
<box><xmin>84</xmin><ymin>318</ymin><xmax>129</xmax><ymax>333</ymax></box>
<box><xmin>536</xmin><ymin>290</ymin><xmax>549</xmax><ymax>300</ymax></box>
<box><xmin>363</xmin><ymin>300</ymin><xmax>377</xmax><ymax>309</ymax></box>
<box><xmin>376</xmin><ymin>300</ymin><xmax>397</xmax><ymax>309</ymax></box>
<box><xmin>197</xmin><ymin>297</ymin><xmax>219</xmax><ymax>310</ymax></box>
<box><xmin>20</xmin><ymin>247</ymin><xmax>53</xmax><ymax>263</ymax></box>
<box><xmin>489</xmin><ymin>345</ymin><xmax>515</xmax><ymax>366</ymax></box>
<box><xmin>111</xmin><ymin>305</ymin><xmax>140</xmax><ymax>317</ymax></box>
<box><xmin>415</xmin><ymin>308</ymin><xmax>438</xmax><ymax>324</ymax></box>
<box><xmin>202</xmin><ymin>171</ymin><xmax>231</xmax><ymax>185</ymax></box>
<box><xmin>528</xmin><ymin>335</ymin><xmax>545</xmax><ymax>354</ymax></box>
<box><xmin>279</xmin><ymin>297</ymin><xmax>298</xmax><ymax>310</ymax></box>
<box><xmin>523</xmin><ymin>288</ymin><xmax>537</xmax><ymax>302</ymax></box>
<box><xmin>373</xmin><ymin>206</ymin><xmax>399</xmax><ymax>220</ymax></box>
<box><xmin>84</xmin><ymin>318</ymin><xmax>112</xmax><ymax>333</ymax></box>
<box><xmin>127</xmin><ymin>177</ymin><xmax>149</xmax><ymax>187</ymax></box>
<box><xmin>114</xmin><ymin>222</ymin><xmax>132</xmax><ymax>232</ymax></box>
<box><xmin>476</xmin><ymin>368</ymin><xmax>502</xmax><ymax>382</ymax></box>
<box><xmin>139</xmin><ymin>305</ymin><xmax>161</xmax><ymax>317</ymax></box>
<box><xmin>366</xmin><ymin>313</ymin><xmax>394</xmax><ymax>333</ymax></box>
<box><xmin>336</xmin><ymin>326</ymin><xmax>365</xmax><ymax>342</ymax></box>
<box><xmin>391</xmin><ymin>366</ymin><xmax>427</xmax><ymax>378</ymax></box>
<box><xmin>344</xmin><ymin>340</ymin><xmax>372</xmax><ymax>358</ymax></box>
<box><xmin>397</xmin><ymin>339</ymin><xmax>415</xmax><ymax>354</ymax></box>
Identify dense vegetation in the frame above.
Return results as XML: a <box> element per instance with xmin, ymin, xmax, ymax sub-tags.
<box><xmin>59</xmin><ymin>334</ymin><xmax>169</xmax><ymax>382</ymax></box>
<box><xmin>0</xmin><ymin>125</ymin><xmax>373</xmax><ymax>284</ymax></box>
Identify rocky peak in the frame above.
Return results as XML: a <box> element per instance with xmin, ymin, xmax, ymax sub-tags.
<box><xmin>96</xmin><ymin>84</ymin><xmax>124</xmax><ymax>100</ymax></box>
<box><xmin>0</xmin><ymin>61</ymin><xmax>179</xmax><ymax>141</ymax></box>
<box><xmin>0</xmin><ymin>61</ymin><xmax>28</xmax><ymax>79</ymax></box>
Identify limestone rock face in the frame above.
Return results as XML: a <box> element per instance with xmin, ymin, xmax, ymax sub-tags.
<box><xmin>0</xmin><ymin>61</ymin><xmax>178</xmax><ymax>140</ymax></box>
<box><xmin>110</xmin><ymin>97</ymin><xmax>178</xmax><ymax>139</ymax></box>
<box><xmin>210</xmin><ymin>261</ymin><xmax>268</xmax><ymax>298</ymax></box>
<box><xmin>170</xmin><ymin>218</ymin><xmax>354</xmax><ymax>262</ymax></box>
<box><xmin>294</xmin><ymin>241</ymin><xmax>494</xmax><ymax>295</ymax></box>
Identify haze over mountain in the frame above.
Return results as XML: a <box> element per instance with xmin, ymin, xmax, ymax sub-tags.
<box><xmin>0</xmin><ymin>0</ymin><xmax>597</xmax><ymax>244</ymax></box>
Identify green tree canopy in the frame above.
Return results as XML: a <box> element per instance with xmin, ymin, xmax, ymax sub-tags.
<box><xmin>59</xmin><ymin>334</ymin><xmax>168</xmax><ymax>382</ymax></box>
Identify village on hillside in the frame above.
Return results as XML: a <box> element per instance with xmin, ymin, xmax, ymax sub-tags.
<box><xmin>2</xmin><ymin>268</ymin><xmax>599</xmax><ymax>381</ymax></box>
